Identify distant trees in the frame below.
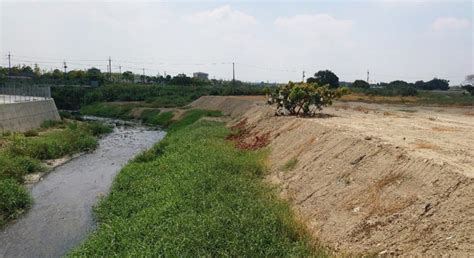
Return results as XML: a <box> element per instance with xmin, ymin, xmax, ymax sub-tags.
<box><xmin>352</xmin><ymin>80</ymin><xmax>370</xmax><ymax>89</ymax></box>
<box><xmin>307</xmin><ymin>70</ymin><xmax>339</xmax><ymax>88</ymax></box>
<box><xmin>170</xmin><ymin>74</ymin><xmax>193</xmax><ymax>85</ymax></box>
<box><xmin>414</xmin><ymin>78</ymin><xmax>449</xmax><ymax>91</ymax></box>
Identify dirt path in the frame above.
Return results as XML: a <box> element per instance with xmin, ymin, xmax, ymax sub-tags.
<box><xmin>190</xmin><ymin>96</ymin><xmax>474</xmax><ymax>256</ymax></box>
<box><xmin>322</xmin><ymin>102</ymin><xmax>473</xmax><ymax>178</ymax></box>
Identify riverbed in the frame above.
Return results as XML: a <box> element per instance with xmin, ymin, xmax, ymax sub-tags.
<box><xmin>0</xmin><ymin>125</ymin><xmax>165</xmax><ymax>257</ymax></box>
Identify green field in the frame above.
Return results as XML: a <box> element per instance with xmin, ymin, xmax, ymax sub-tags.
<box><xmin>70</xmin><ymin>111</ymin><xmax>324</xmax><ymax>257</ymax></box>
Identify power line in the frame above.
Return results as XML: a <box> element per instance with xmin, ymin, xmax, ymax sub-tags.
<box><xmin>2</xmin><ymin>53</ymin><xmax>469</xmax><ymax>83</ymax></box>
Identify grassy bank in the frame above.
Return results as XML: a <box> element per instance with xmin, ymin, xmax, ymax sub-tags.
<box><xmin>70</xmin><ymin>112</ymin><xmax>322</xmax><ymax>256</ymax></box>
<box><xmin>343</xmin><ymin>90</ymin><xmax>474</xmax><ymax>106</ymax></box>
<box><xmin>80</xmin><ymin>102</ymin><xmax>174</xmax><ymax>127</ymax></box>
<box><xmin>0</xmin><ymin>120</ymin><xmax>112</xmax><ymax>227</ymax></box>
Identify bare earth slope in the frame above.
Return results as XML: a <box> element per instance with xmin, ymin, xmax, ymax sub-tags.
<box><xmin>189</xmin><ymin>96</ymin><xmax>474</xmax><ymax>256</ymax></box>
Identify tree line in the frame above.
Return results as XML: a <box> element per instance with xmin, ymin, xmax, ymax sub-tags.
<box><xmin>0</xmin><ymin>65</ymin><xmax>250</xmax><ymax>87</ymax></box>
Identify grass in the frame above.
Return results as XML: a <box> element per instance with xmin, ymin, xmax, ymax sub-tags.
<box><xmin>70</xmin><ymin>115</ymin><xmax>322</xmax><ymax>257</ymax></box>
<box><xmin>282</xmin><ymin>157</ymin><xmax>298</xmax><ymax>172</ymax></box>
<box><xmin>167</xmin><ymin>109</ymin><xmax>222</xmax><ymax>131</ymax></box>
<box><xmin>141</xmin><ymin>110</ymin><xmax>174</xmax><ymax>127</ymax></box>
<box><xmin>0</xmin><ymin>120</ymin><xmax>113</xmax><ymax>227</ymax></box>
<box><xmin>0</xmin><ymin>179</ymin><xmax>32</xmax><ymax>226</ymax></box>
<box><xmin>417</xmin><ymin>91</ymin><xmax>474</xmax><ymax>106</ymax></box>
<box><xmin>342</xmin><ymin>90</ymin><xmax>473</xmax><ymax>106</ymax></box>
<box><xmin>80</xmin><ymin>102</ymin><xmax>135</xmax><ymax>119</ymax></box>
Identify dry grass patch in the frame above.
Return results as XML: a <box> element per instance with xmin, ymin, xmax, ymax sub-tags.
<box><xmin>413</xmin><ymin>140</ymin><xmax>439</xmax><ymax>150</ymax></box>
<box><xmin>431</xmin><ymin>126</ymin><xmax>460</xmax><ymax>132</ymax></box>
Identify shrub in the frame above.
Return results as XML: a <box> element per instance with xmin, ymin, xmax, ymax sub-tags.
<box><xmin>139</xmin><ymin>109</ymin><xmax>161</xmax><ymax>125</ymax></box>
<box><xmin>147</xmin><ymin>111</ymin><xmax>174</xmax><ymax>127</ymax></box>
<box><xmin>59</xmin><ymin>111</ymin><xmax>73</xmax><ymax>119</ymax></box>
<box><xmin>269</xmin><ymin>82</ymin><xmax>347</xmax><ymax>116</ymax></box>
<box><xmin>85</xmin><ymin>122</ymin><xmax>113</xmax><ymax>136</ymax></box>
<box><xmin>80</xmin><ymin>103</ymin><xmax>134</xmax><ymax>120</ymax></box>
<box><xmin>41</xmin><ymin>120</ymin><xmax>64</xmax><ymax>129</ymax></box>
<box><xmin>462</xmin><ymin>85</ymin><xmax>474</xmax><ymax>96</ymax></box>
<box><xmin>7</xmin><ymin>127</ymin><xmax>97</xmax><ymax>160</ymax></box>
<box><xmin>0</xmin><ymin>179</ymin><xmax>32</xmax><ymax>226</ymax></box>
<box><xmin>0</xmin><ymin>153</ymin><xmax>44</xmax><ymax>182</ymax></box>
<box><xmin>23</xmin><ymin>129</ymin><xmax>39</xmax><ymax>137</ymax></box>
<box><xmin>352</xmin><ymin>80</ymin><xmax>370</xmax><ymax>89</ymax></box>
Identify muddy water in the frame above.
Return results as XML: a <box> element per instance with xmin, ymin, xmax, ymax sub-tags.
<box><xmin>0</xmin><ymin>125</ymin><xmax>165</xmax><ymax>258</ymax></box>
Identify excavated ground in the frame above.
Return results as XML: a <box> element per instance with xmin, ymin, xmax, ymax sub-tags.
<box><xmin>189</xmin><ymin>96</ymin><xmax>474</xmax><ymax>256</ymax></box>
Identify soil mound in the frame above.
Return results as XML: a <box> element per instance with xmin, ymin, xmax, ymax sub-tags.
<box><xmin>189</xmin><ymin>96</ymin><xmax>474</xmax><ymax>256</ymax></box>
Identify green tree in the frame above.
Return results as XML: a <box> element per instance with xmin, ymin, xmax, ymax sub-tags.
<box><xmin>269</xmin><ymin>82</ymin><xmax>347</xmax><ymax>116</ymax></box>
<box><xmin>307</xmin><ymin>70</ymin><xmax>339</xmax><ymax>88</ymax></box>
<box><xmin>122</xmin><ymin>71</ymin><xmax>134</xmax><ymax>82</ymax></box>
<box><xmin>424</xmin><ymin>78</ymin><xmax>449</xmax><ymax>91</ymax></box>
<box><xmin>52</xmin><ymin>69</ymin><xmax>63</xmax><ymax>80</ymax></box>
<box><xmin>352</xmin><ymin>80</ymin><xmax>370</xmax><ymax>89</ymax></box>
<box><xmin>86</xmin><ymin>68</ymin><xmax>103</xmax><ymax>86</ymax></box>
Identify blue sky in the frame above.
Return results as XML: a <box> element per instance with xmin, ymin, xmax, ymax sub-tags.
<box><xmin>1</xmin><ymin>0</ymin><xmax>472</xmax><ymax>84</ymax></box>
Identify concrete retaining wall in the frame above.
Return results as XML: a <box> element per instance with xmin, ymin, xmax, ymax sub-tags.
<box><xmin>0</xmin><ymin>99</ymin><xmax>61</xmax><ymax>133</ymax></box>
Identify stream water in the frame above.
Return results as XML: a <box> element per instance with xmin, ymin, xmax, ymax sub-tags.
<box><xmin>0</xmin><ymin>123</ymin><xmax>165</xmax><ymax>258</ymax></box>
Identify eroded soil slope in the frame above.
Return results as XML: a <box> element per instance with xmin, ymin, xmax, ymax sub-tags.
<box><xmin>190</xmin><ymin>96</ymin><xmax>474</xmax><ymax>256</ymax></box>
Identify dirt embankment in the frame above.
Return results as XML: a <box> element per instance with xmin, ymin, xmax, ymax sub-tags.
<box><xmin>190</xmin><ymin>96</ymin><xmax>474</xmax><ymax>256</ymax></box>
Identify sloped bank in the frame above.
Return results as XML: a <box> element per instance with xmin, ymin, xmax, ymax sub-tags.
<box><xmin>190</xmin><ymin>96</ymin><xmax>474</xmax><ymax>256</ymax></box>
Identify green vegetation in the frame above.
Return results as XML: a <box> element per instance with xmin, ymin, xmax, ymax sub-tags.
<box><xmin>269</xmin><ymin>81</ymin><xmax>347</xmax><ymax>115</ymax></box>
<box><xmin>352</xmin><ymin>80</ymin><xmax>370</xmax><ymax>89</ymax></box>
<box><xmin>0</xmin><ymin>120</ymin><xmax>113</xmax><ymax>227</ymax></box>
<box><xmin>80</xmin><ymin>102</ymin><xmax>135</xmax><ymax>120</ymax></box>
<box><xmin>418</xmin><ymin>91</ymin><xmax>474</xmax><ymax>106</ymax></box>
<box><xmin>71</xmin><ymin>114</ymin><xmax>321</xmax><ymax>257</ymax></box>
<box><xmin>351</xmin><ymin>83</ymin><xmax>418</xmax><ymax>97</ymax></box>
<box><xmin>141</xmin><ymin>110</ymin><xmax>174</xmax><ymax>127</ymax></box>
<box><xmin>307</xmin><ymin>70</ymin><xmax>340</xmax><ymax>88</ymax></box>
<box><xmin>168</xmin><ymin>109</ymin><xmax>222</xmax><ymax>131</ymax></box>
<box><xmin>40</xmin><ymin>120</ymin><xmax>65</xmax><ymax>129</ymax></box>
<box><xmin>0</xmin><ymin>179</ymin><xmax>32</xmax><ymax>226</ymax></box>
<box><xmin>52</xmin><ymin>84</ymin><xmax>267</xmax><ymax>110</ymax></box>
<box><xmin>282</xmin><ymin>157</ymin><xmax>298</xmax><ymax>172</ymax></box>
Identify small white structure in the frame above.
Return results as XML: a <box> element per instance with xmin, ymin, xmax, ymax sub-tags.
<box><xmin>193</xmin><ymin>72</ymin><xmax>209</xmax><ymax>80</ymax></box>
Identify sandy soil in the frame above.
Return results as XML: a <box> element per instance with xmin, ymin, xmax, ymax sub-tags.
<box><xmin>190</xmin><ymin>96</ymin><xmax>474</xmax><ymax>256</ymax></box>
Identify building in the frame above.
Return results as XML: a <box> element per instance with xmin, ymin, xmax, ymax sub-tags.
<box><xmin>193</xmin><ymin>72</ymin><xmax>209</xmax><ymax>80</ymax></box>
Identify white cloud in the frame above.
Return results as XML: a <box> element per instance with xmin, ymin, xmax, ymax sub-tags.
<box><xmin>186</xmin><ymin>5</ymin><xmax>257</xmax><ymax>29</ymax></box>
<box><xmin>432</xmin><ymin>17</ymin><xmax>470</xmax><ymax>31</ymax></box>
<box><xmin>275</xmin><ymin>14</ymin><xmax>353</xmax><ymax>38</ymax></box>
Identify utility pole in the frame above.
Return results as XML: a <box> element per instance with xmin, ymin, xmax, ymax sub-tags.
<box><xmin>367</xmin><ymin>69</ymin><xmax>370</xmax><ymax>83</ymax></box>
<box><xmin>142</xmin><ymin>68</ymin><xmax>145</xmax><ymax>83</ymax></box>
<box><xmin>302</xmin><ymin>71</ymin><xmax>306</xmax><ymax>83</ymax></box>
<box><xmin>232</xmin><ymin>62</ymin><xmax>235</xmax><ymax>84</ymax></box>
<box><xmin>63</xmin><ymin>61</ymin><xmax>68</xmax><ymax>81</ymax></box>
<box><xmin>7</xmin><ymin>52</ymin><xmax>11</xmax><ymax>75</ymax></box>
<box><xmin>108</xmin><ymin>57</ymin><xmax>112</xmax><ymax>81</ymax></box>
<box><xmin>118</xmin><ymin>65</ymin><xmax>122</xmax><ymax>83</ymax></box>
